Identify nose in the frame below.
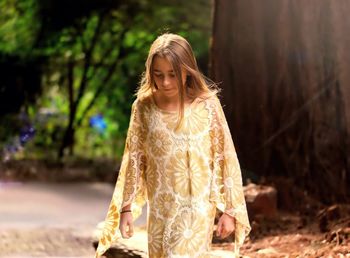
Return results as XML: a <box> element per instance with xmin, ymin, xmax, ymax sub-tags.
<box><xmin>163</xmin><ymin>77</ymin><xmax>171</xmax><ymax>87</ymax></box>
<box><xmin>162</xmin><ymin>78</ymin><xmax>171</xmax><ymax>90</ymax></box>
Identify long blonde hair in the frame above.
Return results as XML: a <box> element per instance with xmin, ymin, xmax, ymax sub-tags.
<box><xmin>136</xmin><ymin>33</ymin><xmax>219</xmax><ymax>128</ymax></box>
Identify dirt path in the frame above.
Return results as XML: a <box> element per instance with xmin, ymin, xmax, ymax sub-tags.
<box><xmin>0</xmin><ymin>182</ymin><xmax>348</xmax><ymax>257</ymax></box>
<box><xmin>0</xmin><ymin>182</ymin><xmax>146</xmax><ymax>257</ymax></box>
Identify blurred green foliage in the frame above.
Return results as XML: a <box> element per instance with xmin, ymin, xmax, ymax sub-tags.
<box><xmin>0</xmin><ymin>0</ymin><xmax>40</xmax><ymax>55</ymax></box>
<box><xmin>0</xmin><ymin>0</ymin><xmax>212</xmax><ymax>161</ymax></box>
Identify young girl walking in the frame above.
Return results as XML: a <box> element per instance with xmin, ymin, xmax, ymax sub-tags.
<box><xmin>95</xmin><ymin>33</ymin><xmax>251</xmax><ymax>258</ymax></box>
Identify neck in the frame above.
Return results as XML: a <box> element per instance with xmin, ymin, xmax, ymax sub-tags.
<box><xmin>162</xmin><ymin>95</ymin><xmax>181</xmax><ymax>105</ymax></box>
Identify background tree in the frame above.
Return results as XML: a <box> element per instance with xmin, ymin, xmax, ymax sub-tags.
<box><xmin>211</xmin><ymin>0</ymin><xmax>350</xmax><ymax>203</ymax></box>
<box><xmin>0</xmin><ymin>0</ymin><xmax>212</xmax><ymax>160</ymax></box>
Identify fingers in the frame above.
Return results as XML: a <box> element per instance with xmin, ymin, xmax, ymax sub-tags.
<box><xmin>220</xmin><ymin>228</ymin><xmax>231</xmax><ymax>239</ymax></box>
<box><xmin>219</xmin><ymin>226</ymin><xmax>233</xmax><ymax>239</ymax></box>
<box><xmin>120</xmin><ymin>223</ymin><xmax>133</xmax><ymax>238</ymax></box>
<box><xmin>128</xmin><ymin>221</ymin><xmax>134</xmax><ymax>237</ymax></box>
<box><xmin>216</xmin><ymin>220</ymin><xmax>223</xmax><ymax>237</ymax></box>
<box><xmin>119</xmin><ymin>219</ymin><xmax>128</xmax><ymax>238</ymax></box>
<box><xmin>217</xmin><ymin>222</ymin><xmax>230</xmax><ymax>239</ymax></box>
<box><xmin>216</xmin><ymin>214</ymin><xmax>235</xmax><ymax>239</ymax></box>
<box><xmin>120</xmin><ymin>223</ymin><xmax>128</xmax><ymax>238</ymax></box>
<box><xmin>119</xmin><ymin>213</ymin><xmax>134</xmax><ymax>239</ymax></box>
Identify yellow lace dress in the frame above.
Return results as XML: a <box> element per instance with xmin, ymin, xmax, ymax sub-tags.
<box><xmin>95</xmin><ymin>94</ymin><xmax>251</xmax><ymax>258</ymax></box>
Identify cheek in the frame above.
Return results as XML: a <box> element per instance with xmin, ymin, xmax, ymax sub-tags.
<box><xmin>172</xmin><ymin>78</ymin><xmax>180</xmax><ymax>86</ymax></box>
<box><xmin>153</xmin><ymin>77</ymin><xmax>160</xmax><ymax>86</ymax></box>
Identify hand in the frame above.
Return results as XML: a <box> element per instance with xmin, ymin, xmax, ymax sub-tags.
<box><xmin>119</xmin><ymin>211</ymin><xmax>134</xmax><ymax>239</ymax></box>
<box><xmin>216</xmin><ymin>213</ymin><xmax>235</xmax><ymax>239</ymax></box>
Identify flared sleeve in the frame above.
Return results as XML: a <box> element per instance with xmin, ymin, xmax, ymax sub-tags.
<box><xmin>209</xmin><ymin>96</ymin><xmax>251</xmax><ymax>257</ymax></box>
<box><xmin>94</xmin><ymin>99</ymin><xmax>147</xmax><ymax>258</ymax></box>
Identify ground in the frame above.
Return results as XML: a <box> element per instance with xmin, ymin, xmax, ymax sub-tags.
<box><xmin>0</xmin><ymin>160</ymin><xmax>349</xmax><ymax>258</ymax></box>
<box><xmin>238</xmin><ymin>210</ymin><xmax>350</xmax><ymax>257</ymax></box>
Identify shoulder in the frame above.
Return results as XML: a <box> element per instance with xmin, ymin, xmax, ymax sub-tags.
<box><xmin>132</xmin><ymin>95</ymin><xmax>153</xmax><ymax>113</ymax></box>
<box><xmin>202</xmin><ymin>94</ymin><xmax>228</xmax><ymax>125</ymax></box>
<box><xmin>197</xmin><ymin>92</ymin><xmax>221</xmax><ymax>109</ymax></box>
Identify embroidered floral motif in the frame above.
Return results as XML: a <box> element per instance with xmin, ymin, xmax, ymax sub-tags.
<box><xmin>95</xmin><ymin>96</ymin><xmax>251</xmax><ymax>258</ymax></box>
<box><xmin>168</xmin><ymin>209</ymin><xmax>207</xmax><ymax>256</ymax></box>
<box><xmin>148</xmin><ymin>214</ymin><xmax>164</xmax><ymax>257</ymax></box>
<box><xmin>149</xmin><ymin>130</ymin><xmax>171</xmax><ymax>157</ymax></box>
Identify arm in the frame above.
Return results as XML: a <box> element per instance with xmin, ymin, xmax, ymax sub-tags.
<box><xmin>95</xmin><ymin>100</ymin><xmax>147</xmax><ymax>257</ymax></box>
<box><xmin>216</xmin><ymin>212</ymin><xmax>235</xmax><ymax>239</ymax></box>
<box><xmin>210</xmin><ymin>96</ymin><xmax>251</xmax><ymax>255</ymax></box>
<box><xmin>119</xmin><ymin>204</ymin><xmax>133</xmax><ymax>239</ymax></box>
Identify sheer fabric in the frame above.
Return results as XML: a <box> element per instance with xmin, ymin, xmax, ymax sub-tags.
<box><xmin>95</xmin><ymin>95</ymin><xmax>251</xmax><ymax>258</ymax></box>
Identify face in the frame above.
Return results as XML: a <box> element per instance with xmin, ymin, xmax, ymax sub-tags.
<box><xmin>152</xmin><ymin>56</ymin><xmax>186</xmax><ymax>98</ymax></box>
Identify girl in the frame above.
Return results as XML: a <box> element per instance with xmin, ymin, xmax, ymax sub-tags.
<box><xmin>95</xmin><ymin>33</ymin><xmax>251</xmax><ymax>258</ymax></box>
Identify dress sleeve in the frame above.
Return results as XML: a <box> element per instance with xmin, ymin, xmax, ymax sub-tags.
<box><xmin>95</xmin><ymin>99</ymin><xmax>147</xmax><ymax>258</ymax></box>
<box><xmin>209</xmin><ymin>96</ymin><xmax>251</xmax><ymax>257</ymax></box>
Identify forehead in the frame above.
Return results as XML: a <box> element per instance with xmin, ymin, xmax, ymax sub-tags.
<box><xmin>152</xmin><ymin>56</ymin><xmax>174</xmax><ymax>72</ymax></box>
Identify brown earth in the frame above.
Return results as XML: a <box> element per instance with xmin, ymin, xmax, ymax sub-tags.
<box><xmin>0</xmin><ymin>159</ymin><xmax>349</xmax><ymax>258</ymax></box>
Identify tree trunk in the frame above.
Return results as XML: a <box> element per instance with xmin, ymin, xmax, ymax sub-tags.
<box><xmin>210</xmin><ymin>0</ymin><xmax>350</xmax><ymax>202</ymax></box>
<box><xmin>58</xmin><ymin>58</ymin><xmax>76</xmax><ymax>158</ymax></box>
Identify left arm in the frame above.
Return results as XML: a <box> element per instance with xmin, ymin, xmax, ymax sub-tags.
<box><xmin>216</xmin><ymin>212</ymin><xmax>236</xmax><ymax>239</ymax></box>
<box><xmin>210</xmin><ymin>96</ymin><xmax>251</xmax><ymax>253</ymax></box>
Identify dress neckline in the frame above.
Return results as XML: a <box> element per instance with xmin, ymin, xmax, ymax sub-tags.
<box><xmin>150</xmin><ymin>94</ymin><xmax>199</xmax><ymax>114</ymax></box>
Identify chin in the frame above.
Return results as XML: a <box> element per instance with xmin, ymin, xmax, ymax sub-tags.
<box><xmin>162</xmin><ymin>90</ymin><xmax>178</xmax><ymax>98</ymax></box>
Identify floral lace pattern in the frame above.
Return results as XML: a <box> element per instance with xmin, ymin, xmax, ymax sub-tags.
<box><xmin>95</xmin><ymin>95</ymin><xmax>251</xmax><ymax>258</ymax></box>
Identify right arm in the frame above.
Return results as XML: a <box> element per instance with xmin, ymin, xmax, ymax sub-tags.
<box><xmin>119</xmin><ymin>204</ymin><xmax>133</xmax><ymax>238</ymax></box>
<box><xmin>118</xmin><ymin>100</ymin><xmax>147</xmax><ymax>238</ymax></box>
<box><xmin>95</xmin><ymin>100</ymin><xmax>147</xmax><ymax>257</ymax></box>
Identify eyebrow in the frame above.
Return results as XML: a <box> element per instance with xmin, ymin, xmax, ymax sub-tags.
<box><xmin>153</xmin><ymin>69</ymin><xmax>174</xmax><ymax>73</ymax></box>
